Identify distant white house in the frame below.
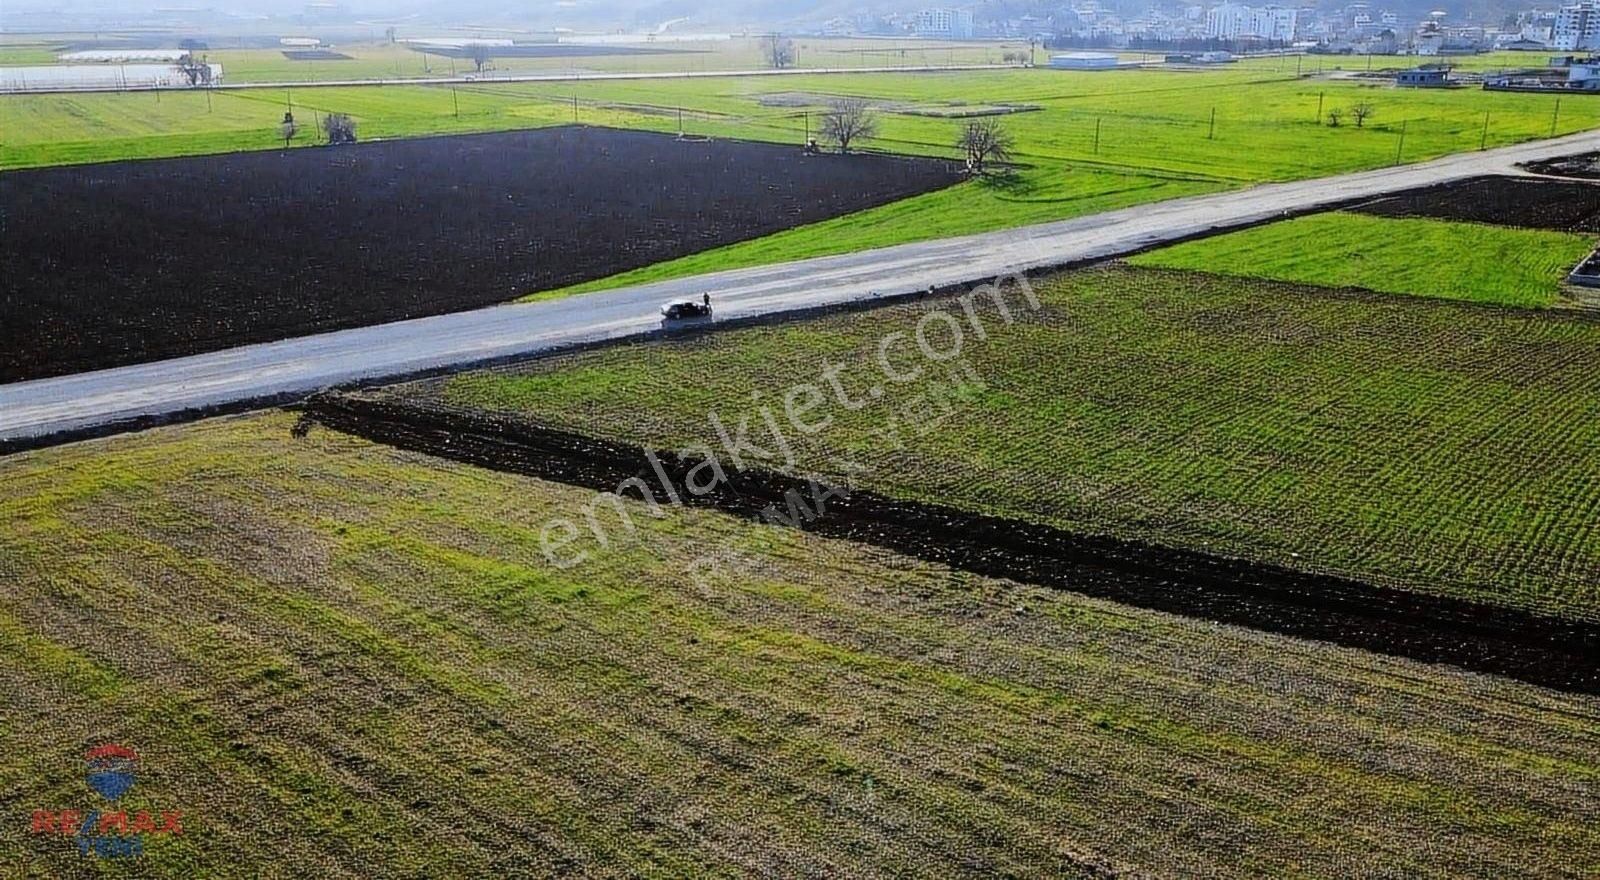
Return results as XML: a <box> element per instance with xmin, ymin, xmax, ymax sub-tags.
<box><xmin>1049</xmin><ymin>52</ymin><xmax>1119</xmax><ymax>69</ymax></box>
<box><xmin>1570</xmin><ymin>59</ymin><xmax>1600</xmax><ymax>86</ymax></box>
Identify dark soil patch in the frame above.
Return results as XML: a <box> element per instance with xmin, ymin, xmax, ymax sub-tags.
<box><xmin>1523</xmin><ymin>151</ymin><xmax>1600</xmax><ymax>179</ymax></box>
<box><xmin>281</xmin><ymin>50</ymin><xmax>354</xmax><ymax>61</ymax></box>
<box><xmin>297</xmin><ymin>391</ymin><xmax>1600</xmax><ymax>696</ymax></box>
<box><xmin>1350</xmin><ymin>174</ymin><xmax>1600</xmax><ymax>232</ymax></box>
<box><xmin>0</xmin><ymin>125</ymin><xmax>962</xmax><ymax>383</ymax></box>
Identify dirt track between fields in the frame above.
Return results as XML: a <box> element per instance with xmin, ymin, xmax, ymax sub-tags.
<box><xmin>297</xmin><ymin>392</ymin><xmax>1600</xmax><ymax>695</ymax></box>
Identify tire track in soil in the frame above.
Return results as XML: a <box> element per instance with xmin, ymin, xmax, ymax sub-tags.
<box><xmin>294</xmin><ymin>392</ymin><xmax>1600</xmax><ymax>696</ymax></box>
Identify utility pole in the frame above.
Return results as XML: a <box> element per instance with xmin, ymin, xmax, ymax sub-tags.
<box><xmin>1480</xmin><ymin>110</ymin><xmax>1489</xmax><ymax>150</ymax></box>
<box><xmin>452</xmin><ymin>87</ymin><xmax>460</xmax><ymax>118</ymax></box>
<box><xmin>1094</xmin><ymin>117</ymin><xmax>1101</xmax><ymax>154</ymax></box>
<box><xmin>1208</xmin><ymin>107</ymin><xmax>1216</xmax><ymax>140</ymax></box>
<box><xmin>1296</xmin><ymin>54</ymin><xmax>1302</xmax><ymax>76</ymax></box>
<box><xmin>1394</xmin><ymin>119</ymin><xmax>1407</xmax><ymax>165</ymax></box>
<box><xmin>572</xmin><ymin>94</ymin><xmax>578</xmax><ymax>123</ymax></box>
<box><xmin>1551</xmin><ymin>97</ymin><xmax>1562</xmax><ymax>137</ymax></box>
<box><xmin>1315</xmin><ymin>91</ymin><xmax>1324</xmax><ymax>124</ymax></box>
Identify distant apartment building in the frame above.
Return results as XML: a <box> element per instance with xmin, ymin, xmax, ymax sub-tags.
<box><xmin>1554</xmin><ymin>2</ymin><xmax>1600</xmax><ymax>50</ymax></box>
<box><xmin>1252</xmin><ymin>5</ymin><xmax>1298</xmax><ymax>40</ymax></box>
<box><xmin>914</xmin><ymin>8</ymin><xmax>976</xmax><ymax>38</ymax></box>
<box><xmin>1204</xmin><ymin>2</ymin><xmax>1296</xmax><ymax>39</ymax></box>
<box><xmin>1205</xmin><ymin>2</ymin><xmax>1252</xmax><ymax>37</ymax></box>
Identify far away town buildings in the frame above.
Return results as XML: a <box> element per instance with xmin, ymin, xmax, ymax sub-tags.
<box><xmin>861</xmin><ymin>2</ymin><xmax>1600</xmax><ymax>55</ymax></box>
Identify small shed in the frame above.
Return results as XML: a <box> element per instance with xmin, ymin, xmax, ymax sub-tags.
<box><xmin>1049</xmin><ymin>52</ymin><xmax>1118</xmax><ymax>70</ymax></box>
<box><xmin>1396</xmin><ymin>68</ymin><xmax>1452</xmax><ymax>87</ymax></box>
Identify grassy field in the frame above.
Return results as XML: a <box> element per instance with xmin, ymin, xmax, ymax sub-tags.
<box><xmin>1130</xmin><ymin>212</ymin><xmax>1597</xmax><ymax>308</ymax></box>
<box><xmin>5</xmin><ymin>63</ymin><xmax>1598</xmax><ymax>292</ymax></box>
<box><xmin>0</xmin><ymin>37</ymin><xmax>1035</xmax><ymax>85</ymax></box>
<box><xmin>1</xmin><ymin>412</ymin><xmax>1596</xmax><ymax>877</ymax></box>
<box><xmin>425</xmin><ymin>265</ymin><xmax>1600</xmax><ymax>621</ymax></box>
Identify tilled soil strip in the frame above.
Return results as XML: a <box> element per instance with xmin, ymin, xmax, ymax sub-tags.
<box><xmin>297</xmin><ymin>392</ymin><xmax>1600</xmax><ymax>695</ymax></box>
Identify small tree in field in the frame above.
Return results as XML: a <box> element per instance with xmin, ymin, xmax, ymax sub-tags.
<box><xmin>821</xmin><ymin>98</ymin><xmax>878</xmax><ymax>154</ymax></box>
<box><xmin>1327</xmin><ymin>107</ymin><xmax>1344</xmax><ymax>127</ymax></box>
<box><xmin>1350</xmin><ymin>102</ymin><xmax>1375</xmax><ymax>128</ymax></box>
<box><xmin>323</xmin><ymin>112</ymin><xmax>358</xmax><ymax>144</ymax></box>
<box><xmin>279</xmin><ymin>112</ymin><xmax>298</xmax><ymax>148</ymax></box>
<box><xmin>958</xmin><ymin>117</ymin><xmax>1014</xmax><ymax>174</ymax></box>
<box><xmin>763</xmin><ymin>34</ymin><xmax>795</xmax><ymax>69</ymax></box>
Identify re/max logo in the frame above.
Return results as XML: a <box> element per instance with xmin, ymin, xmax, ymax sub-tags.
<box><xmin>30</xmin><ymin>809</ymin><xmax>183</xmax><ymax>859</ymax></box>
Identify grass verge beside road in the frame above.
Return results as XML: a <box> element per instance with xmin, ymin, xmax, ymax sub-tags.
<box><xmin>1130</xmin><ymin>212</ymin><xmax>1596</xmax><ymax>308</ymax></box>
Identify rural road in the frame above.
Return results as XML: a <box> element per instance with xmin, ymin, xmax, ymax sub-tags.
<box><xmin>5</xmin><ymin>128</ymin><xmax>1600</xmax><ymax>445</ymax></box>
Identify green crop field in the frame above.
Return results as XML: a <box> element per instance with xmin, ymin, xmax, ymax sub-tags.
<box><xmin>1130</xmin><ymin>212</ymin><xmax>1597</xmax><ymax>308</ymax></box>
<box><xmin>2</xmin><ymin>412</ymin><xmax>1596</xmax><ymax>877</ymax></box>
<box><xmin>5</xmin><ymin>63</ymin><xmax>1598</xmax><ymax>293</ymax></box>
<box><xmin>422</xmin><ymin>265</ymin><xmax>1600</xmax><ymax>621</ymax></box>
<box><xmin>0</xmin><ymin>36</ymin><xmax>1034</xmax><ymax>87</ymax></box>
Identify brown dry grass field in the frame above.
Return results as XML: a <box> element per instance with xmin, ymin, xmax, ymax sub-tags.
<box><xmin>2</xmin><ymin>413</ymin><xmax>1597</xmax><ymax>877</ymax></box>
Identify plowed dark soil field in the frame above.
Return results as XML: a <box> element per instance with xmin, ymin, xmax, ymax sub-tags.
<box><xmin>1351</xmin><ymin>174</ymin><xmax>1600</xmax><ymax>231</ymax></box>
<box><xmin>0</xmin><ymin>126</ymin><xmax>961</xmax><ymax>382</ymax></box>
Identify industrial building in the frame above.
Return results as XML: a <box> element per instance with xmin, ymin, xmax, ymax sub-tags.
<box><xmin>1396</xmin><ymin>67</ymin><xmax>1453</xmax><ymax>87</ymax></box>
<box><xmin>0</xmin><ymin>63</ymin><xmax>223</xmax><ymax>93</ymax></box>
<box><xmin>1049</xmin><ymin>52</ymin><xmax>1120</xmax><ymax>69</ymax></box>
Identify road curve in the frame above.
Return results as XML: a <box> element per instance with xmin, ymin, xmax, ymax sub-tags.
<box><xmin>5</xmin><ymin>128</ymin><xmax>1600</xmax><ymax>445</ymax></box>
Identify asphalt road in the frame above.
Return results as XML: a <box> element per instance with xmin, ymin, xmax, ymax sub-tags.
<box><xmin>6</xmin><ymin>128</ymin><xmax>1600</xmax><ymax>445</ymax></box>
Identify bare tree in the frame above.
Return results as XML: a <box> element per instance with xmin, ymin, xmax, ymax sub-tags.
<box><xmin>323</xmin><ymin>112</ymin><xmax>358</xmax><ymax>145</ymax></box>
<box><xmin>1327</xmin><ymin>107</ymin><xmax>1344</xmax><ymax>127</ymax></box>
<box><xmin>469</xmin><ymin>43</ymin><xmax>491</xmax><ymax>73</ymax></box>
<box><xmin>958</xmin><ymin>117</ymin><xmax>1014</xmax><ymax>174</ymax></box>
<box><xmin>763</xmin><ymin>34</ymin><xmax>796</xmax><ymax>69</ymax></box>
<box><xmin>1350</xmin><ymin>102</ymin><xmax>1375</xmax><ymax>128</ymax></box>
<box><xmin>820</xmin><ymin>98</ymin><xmax>878</xmax><ymax>154</ymax></box>
<box><xmin>279</xmin><ymin>111</ymin><xmax>298</xmax><ymax>148</ymax></box>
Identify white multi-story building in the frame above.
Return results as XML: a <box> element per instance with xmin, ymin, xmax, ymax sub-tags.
<box><xmin>1554</xmin><ymin>2</ymin><xmax>1600</xmax><ymax>50</ymax></box>
<box><xmin>914</xmin><ymin>8</ymin><xmax>976</xmax><ymax>38</ymax></box>
<box><xmin>1205</xmin><ymin>2</ymin><xmax>1253</xmax><ymax>37</ymax></box>
<box><xmin>1205</xmin><ymin>2</ymin><xmax>1296</xmax><ymax>39</ymax></box>
<box><xmin>1250</xmin><ymin>5</ymin><xmax>1298</xmax><ymax>40</ymax></box>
